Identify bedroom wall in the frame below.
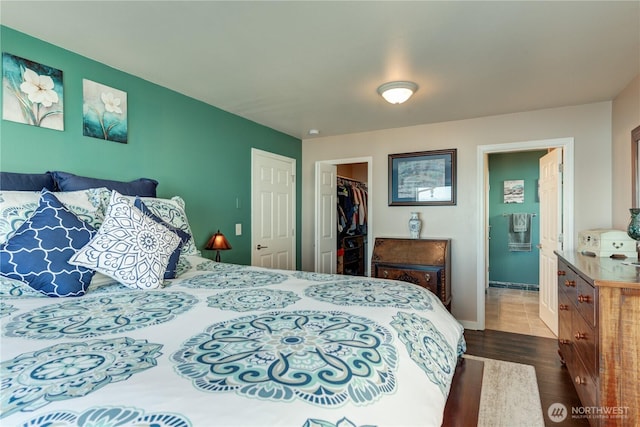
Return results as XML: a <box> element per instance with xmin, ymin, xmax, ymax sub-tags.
<box><xmin>302</xmin><ymin>102</ymin><xmax>612</xmax><ymax>327</ymax></box>
<box><xmin>612</xmin><ymin>74</ymin><xmax>640</xmax><ymax>229</ymax></box>
<box><xmin>0</xmin><ymin>26</ymin><xmax>303</xmax><ymax>267</ymax></box>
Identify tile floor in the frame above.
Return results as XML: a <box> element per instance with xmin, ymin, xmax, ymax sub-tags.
<box><xmin>485</xmin><ymin>287</ymin><xmax>556</xmax><ymax>338</ymax></box>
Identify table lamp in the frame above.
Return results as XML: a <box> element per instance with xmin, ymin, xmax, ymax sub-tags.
<box><xmin>205</xmin><ymin>229</ymin><xmax>232</xmax><ymax>262</ymax></box>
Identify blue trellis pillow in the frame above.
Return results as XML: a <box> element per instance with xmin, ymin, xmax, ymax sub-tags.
<box><xmin>0</xmin><ymin>190</ymin><xmax>97</xmax><ymax>297</ymax></box>
<box><xmin>134</xmin><ymin>198</ymin><xmax>190</xmax><ymax>279</ymax></box>
<box><xmin>70</xmin><ymin>190</ymin><xmax>182</xmax><ymax>290</ymax></box>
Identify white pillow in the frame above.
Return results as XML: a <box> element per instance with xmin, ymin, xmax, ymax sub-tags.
<box><xmin>0</xmin><ymin>188</ymin><xmax>110</xmax><ymax>244</ymax></box>
<box><xmin>70</xmin><ymin>190</ymin><xmax>182</xmax><ymax>290</ymax></box>
<box><xmin>125</xmin><ymin>195</ymin><xmax>200</xmax><ymax>257</ymax></box>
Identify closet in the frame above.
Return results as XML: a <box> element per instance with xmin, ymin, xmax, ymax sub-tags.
<box><xmin>336</xmin><ymin>168</ymin><xmax>368</xmax><ymax>276</ymax></box>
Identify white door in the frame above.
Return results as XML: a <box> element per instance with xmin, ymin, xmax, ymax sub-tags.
<box><xmin>539</xmin><ymin>148</ymin><xmax>562</xmax><ymax>335</ymax></box>
<box><xmin>315</xmin><ymin>162</ymin><xmax>337</xmax><ymax>273</ymax></box>
<box><xmin>251</xmin><ymin>148</ymin><xmax>296</xmax><ymax>270</ymax></box>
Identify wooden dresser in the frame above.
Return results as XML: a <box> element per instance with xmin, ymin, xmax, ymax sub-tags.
<box><xmin>371</xmin><ymin>238</ymin><xmax>451</xmax><ymax>310</ymax></box>
<box><xmin>556</xmin><ymin>251</ymin><xmax>640</xmax><ymax>427</ymax></box>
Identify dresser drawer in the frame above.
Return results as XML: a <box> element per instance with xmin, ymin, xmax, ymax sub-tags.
<box><xmin>571</xmin><ymin>351</ymin><xmax>598</xmax><ymax>413</ymax></box>
<box><xmin>374</xmin><ymin>264</ymin><xmax>442</xmax><ymax>294</ymax></box>
<box><xmin>558</xmin><ymin>288</ymin><xmax>574</xmax><ymax>365</ymax></box>
<box><xmin>572</xmin><ymin>308</ymin><xmax>597</xmax><ymax>381</ymax></box>
<box><xmin>576</xmin><ymin>276</ymin><xmax>597</xmax><ymax>327</ymax></box>
<box><xmin>558</xmin><ymin>262</ymin><xmax>578</xmax><ymax>299</ymax></box>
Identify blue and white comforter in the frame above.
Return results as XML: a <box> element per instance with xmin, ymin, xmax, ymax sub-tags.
<box><xmin>0</xmin><ymin>256</ymin><xmax>465</xmax><ymax>427</ymax></box>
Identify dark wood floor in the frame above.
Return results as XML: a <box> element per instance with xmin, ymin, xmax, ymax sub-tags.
<box><xmin>464</xmin><ymin>329</ymin><xmax>590</xmax><ymax>427</ymax></box>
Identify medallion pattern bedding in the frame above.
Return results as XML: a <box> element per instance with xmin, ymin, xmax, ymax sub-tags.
<box><xmin>0</xmin><ymin>186</ymin><xmax>465</xmax><ymax>427</ymax></box>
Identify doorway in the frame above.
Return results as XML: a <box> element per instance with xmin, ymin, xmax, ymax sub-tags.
<box><xmin>314</xmin><ymin>157</ymin><xmax>373</xmax><ymax>275</ymax></box>
<box><xmin>485</xmin><ymin>149</ymin><xmax>553</xmax><ymax>338</ymax></box>
<box><xmin>476</xmin><ymin>138</ymin><xmax>574</xmax><ymax>332</ymax></box>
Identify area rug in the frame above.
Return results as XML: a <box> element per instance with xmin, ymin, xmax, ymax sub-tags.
<box><xmin>464</xmin><ymin>355</ymin><xmax>545</xmax><ymax>427</ymax></box>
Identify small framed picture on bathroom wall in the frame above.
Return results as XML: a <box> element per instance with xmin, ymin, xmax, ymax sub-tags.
<box><xmin>504</xmin><ymin>179</ymin><xmax>524</xmax><ymax>204</ymax></box>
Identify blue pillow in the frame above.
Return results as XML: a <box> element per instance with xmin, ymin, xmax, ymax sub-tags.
<box><xmin>0</xmin><ymin>191</ymin><xmax>97</xmax><ymax>297</ymax></box>
<box><xmin>0</xmin><ymin>171</ymin><xmax>55</xmax><ymax>191</ymax></box>
<box><xmin>134</xmin><ymin>198</ymin><xmax>190</xmax><ymax>279</ymax></box>
<box><xmin>50</xmin><ymin>171</ymin><xmax>158</xmax><ymax>197</ymax></box>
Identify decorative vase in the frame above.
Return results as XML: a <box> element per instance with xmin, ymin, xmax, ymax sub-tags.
<box><xmin>627</xmin><ymin>208</ymin><xmax>640</xmax><ymax>240</ymax></box>
<box><xmin>627</xmin><ymin>209</ymin><xmax>640</xmax><ymax>260</ymax></box>
<box><xmin>408</xmin><ymin>212</ymin><xmax>422</xmax><ymax>239</ymax></box>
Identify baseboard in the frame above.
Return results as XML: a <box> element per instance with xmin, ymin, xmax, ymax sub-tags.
<box><xmin>489</xmin><ymin>281</ymin><xmax>539</xmax><ymax>291</ymax></box>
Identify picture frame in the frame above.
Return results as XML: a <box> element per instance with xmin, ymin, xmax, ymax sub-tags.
<box><xmin>388</xmin><ymin>148</ymin><xmax>457</xmax><ymax>206</ymax></box>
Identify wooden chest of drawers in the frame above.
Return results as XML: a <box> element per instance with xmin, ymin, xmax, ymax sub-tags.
<box><xmin>556</xmin><ymin>251</ymin><xmax>640</xmax><ymax>427</ymax></box>
<box><xmin>371</xmin><ymin>238</ymin><xmax>451</xmax><ymax>310</ymax></box>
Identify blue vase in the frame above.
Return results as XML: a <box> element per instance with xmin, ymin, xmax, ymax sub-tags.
<box><xmin>628</xmin><ymin>208</ymin><xmax>640</xmax><ymax>241</ymax></box>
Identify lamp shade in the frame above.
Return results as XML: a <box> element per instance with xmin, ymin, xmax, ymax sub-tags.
<box><xmin>377</xmin><ymin>81</ymin><xmax>418</xmax><ymax>104</ymax></box>
<box><xmin>205</xmin><ymin>230</ymin><xmax>232</xmax><ymax>251</ymax></box>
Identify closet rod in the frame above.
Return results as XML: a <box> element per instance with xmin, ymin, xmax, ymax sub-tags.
<box><xmin>502</xmin><ymin>213</ymin><xmax>537</xmax><ymax>217</ymax></box>
<box><xmin>337</xmin><ymin>175</ymin><xmax>366</xmax><ymax>183</ymax></box>
<box><xmin>337</xmin><ymin>175</ymin><xmax>368</xmax><ymax>188</ymax></box>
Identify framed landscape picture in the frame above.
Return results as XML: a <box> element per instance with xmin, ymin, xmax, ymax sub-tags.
<box><xmin>388</xmin><ymin>149</ymin><xmax>457</xmax><ymax>206</ymax></box>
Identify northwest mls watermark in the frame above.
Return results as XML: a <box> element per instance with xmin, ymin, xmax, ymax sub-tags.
<box><xmin>548</xmin><ymin>403</ymin><xmax>630</xmax><ymax>423</ymax></box>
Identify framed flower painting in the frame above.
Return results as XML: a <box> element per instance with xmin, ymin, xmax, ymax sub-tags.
<box><xmin>82</xmin><ymin>79</ymin><xmax>128</xmax><ymax>143</ymax></box>
<box><xmin>2</xmin><ymin>53</ymin><xmax>64</xmax><ymax>130</ymax></box>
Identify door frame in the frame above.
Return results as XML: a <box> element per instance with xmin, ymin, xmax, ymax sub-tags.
<box><xmin>314</xmin><ymin>156</ymin><xmax>373</xmax><ymax>275</ymax></box>
<box><xmin>251</xmin><ymin>148</ymin><xmax>297</xmax><ymax>268</ymax></box>
<box><xmin>476</xmin><ymin>138</ymin><xmax>574</xmax><ymax>330</ymax></box>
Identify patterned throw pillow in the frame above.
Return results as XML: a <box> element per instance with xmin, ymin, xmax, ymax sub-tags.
<box><xmin>134</xmin><ymin>198</ymin><xmax>190</xmax><ymax>279</ymax></box>
<box><xmin>127</xmin><ymin>195</ymin><xmax>200</xmax><ymax>257</ymax></box>
<box><xmin>70</xmin><ymin>191</ymin><xmax>182</xmax><ymax>290</ymax></box>
<box><xmin>0</xmin><ymin>188</ymin><xmax>110</xmax><ymax>245</ymax></box>
<box><xmin>0</xmin><ymin>191</ymin><xmax>97</xmax><ymax>297</ymax></box>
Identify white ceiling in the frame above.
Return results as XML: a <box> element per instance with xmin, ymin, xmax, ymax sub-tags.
<box><xmin>1</xmin><ymin>1</ymin><xmax>639</xmax><ymax>139</ymax></box>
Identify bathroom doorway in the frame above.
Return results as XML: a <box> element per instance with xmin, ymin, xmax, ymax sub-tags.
<box><xmin>477</xmin><ymin>137</ymin><xmax>574</xmax><ymax>335</ymax></box>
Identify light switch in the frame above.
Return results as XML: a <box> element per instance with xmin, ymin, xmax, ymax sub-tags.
<box><xmin>235</xmin><ymin>223</ymin><xmax>242</xmax><ymax>236</ymax></box>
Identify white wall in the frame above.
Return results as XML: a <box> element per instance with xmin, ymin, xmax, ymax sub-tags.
<box><xmin>302</xmin><ymin>101</ymin><xmax>612</xmax><ymax>325</ymax></box>
<box><xmin>612</xmin><ymin>75</ymin><xmax>640</xmax><ymax>229</ymax></box>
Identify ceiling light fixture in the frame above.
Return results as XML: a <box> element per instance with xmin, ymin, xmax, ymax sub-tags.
<box><xmin>377</xmin><ymin>81</ymin><xmax>418</xmax><ymax>104</ymax></box>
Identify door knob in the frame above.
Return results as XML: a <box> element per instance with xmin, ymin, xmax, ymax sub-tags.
<box><xmin>256</xmin><ymin>244</ymin><xmax>269</xmax><ymax>250</ymax></box>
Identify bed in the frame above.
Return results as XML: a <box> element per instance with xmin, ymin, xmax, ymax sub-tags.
<box><xmin>0</xmin><ymin>173</ymin><xmax>468</xmax><ymax>427</ymax></box>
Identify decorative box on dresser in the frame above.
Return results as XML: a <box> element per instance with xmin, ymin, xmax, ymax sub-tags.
<box><xmin>555</xmin><ymin>251</ymin><xmax>640</xmax><ymax>427</ymax></box>
<box><xmin>371</xmin><ymin>238</ymin><xmax>451</xmax><ymax>311</ymax></box>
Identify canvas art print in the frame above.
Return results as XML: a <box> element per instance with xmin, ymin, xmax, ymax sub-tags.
<box><xmin>82</xmin><ymin>79</ymin><xmax>128</xmax><ymax>143</ymax></box>
<box><xmin>504</xmin><ymin>179</ymin><xmax>525</xmax><ymax>203</ymax></box>
<box><xmin>2</xmin><ymin>53</ymin><xmax>64</xmax><ymax>130</ymax></box>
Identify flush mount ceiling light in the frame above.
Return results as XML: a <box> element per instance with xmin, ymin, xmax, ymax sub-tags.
<box><xmin>377</xmin><ymin>81</ymin><xmax>418</xmax><ymax>104</ymax></box>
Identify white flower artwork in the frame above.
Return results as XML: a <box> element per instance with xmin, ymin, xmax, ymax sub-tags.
<box><xmin>2</xmin><ymin>53</ymin><xmax>64</xmax><ymax>130</ymax></box>
<box><xmin>82</xmin><ymin>79</ymin><xmax>128</xmax><ymax>143</ymax></box>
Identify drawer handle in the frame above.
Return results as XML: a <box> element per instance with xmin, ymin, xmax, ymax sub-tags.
<box><xmin>564</xmin><ymin>279</ymin><xmax>576</xmax><ymax>288</ymax></box>
<box><xmin>424</xmin><ymin>273</ymin><xmax>431</xmax><ymax>281</ymax></box>
<box><xmin>574</xmin><ymin>331</ymin><xmax>586</xmax><ymax>340</ymax></box>
<box><xmin>559</xmin><ymin>304</ymin><xmax>569</xmax><ymax>311</ymax></box>
<box><xmin>577</xmin><ymin>294</ymin><xmax>591</xmax><ymax>303</ymax></box>
<box><xmin>382</xmin><ymin>270</ymin><xmax>389</xmax><ymax>278</ymax></box>
<box><xmin>559</xmin><ymin>339</ymin><xmax>570</xmax><ymax>345</ymax></box>
<box><xmin>557</xmin><ymin>270</ymin><xmax>566</xmax><ymax>276</ymax></box>
<box><xmin>575</xmin><ymin>376</ymin><xmax>586</xmax><ymax>385</ymax></box>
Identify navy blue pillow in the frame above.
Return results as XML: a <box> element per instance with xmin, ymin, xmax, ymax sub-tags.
<box><xmin>0</xmin><ymin>171</ymin><xmax>55</xmax><ymax>191</ymax></box>
<box><xmin>50</xmin><ymin>171</ymin><xmax>158</xmax><ymax>197</ymax></box>
<box><xmin>0</xmin><ymin>190</ymin><xmax>97</xmax><ymax>297</ymax></box>
<box><xmin>134</xmin><ymin>198</ymin><xmax>189</xmax><ymax>279</ymax></box>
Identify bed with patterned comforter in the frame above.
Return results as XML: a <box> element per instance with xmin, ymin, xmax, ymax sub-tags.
<box><xmin>1</xmin><ymin>256</ymin><xmax>465</xmax><ymax>427</ymax></box>
<box><xmin>0</xmin><ymin>183</ymin><xmax>465</xmax><ymax>427</ymax></box>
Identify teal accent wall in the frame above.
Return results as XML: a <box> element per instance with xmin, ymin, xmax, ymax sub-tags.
<box><xmin>0</xmin><ymin>26</ymin><xmax>302</xmax><ymax>267</ymax></box>
<box><xmin>488</xmin><ymin>150</ymin><xmax>546</xmax><ymax>286</ymax></box>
